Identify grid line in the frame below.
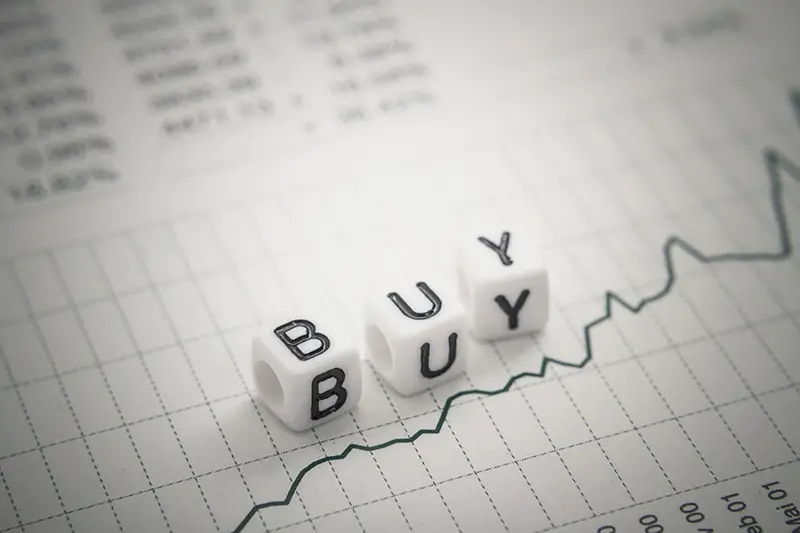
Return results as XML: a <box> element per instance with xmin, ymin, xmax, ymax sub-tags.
<box><xmin>2</xmin><ymin>308</ymin><xmax>797</xmax><ymax>472</ymax></box>
<box><xmin>163</xmin><ymin>221</ymin><xmax>271</xmax><ymax>531</ymax></box>
<box><xmin>634</xmin><ymin>105</ymin><xmax>768</xmax><ymax>471</ymax></box>
<box><xmin>468</xmin><ymin>363</ymin><xmax>553</xmax><ymax>527</ymax></box>
<box><xmin>2</xmin><ymin>74</ymin><xmax>799</xmax><ymax>533</ymax></box>
<box><xmin>597</xmin><ymin>119</ymin><xmax>724</xmax><ymax>483</ymax></box>
<box><xmin>607</xmin><ymin>101</ymin><xmax>777</xmax><ymax>476</ymax></box>
<box><xmin>366</xmin><ymin>364</ymin><xmax>463</xmax><ymax>533</ymax></box>
<box><xmin>4</xmin><ymin>379</ymin><xmax>797</xmax><ymax>533</ymax></box>
<box><xmin>242</xmin><ymin>437</ymin><xmax>800</xmax><ymax>533</ymax></box>
<box><xmin>51</xmin><ymin>248</ymin><xmax>173</xmax><ymax>532</ymax></box>
<box><xmin>0</xmin><ymin>180</ymin><xmax>782</xmax><ymax>329</ymax></box>
<box><xmin>427</xmin><ymin>388</ymin><xmax>509</xmax><ymax>530</ymax></box>
<box><xmin>89</xmin><ymin>234</ymin><xmax>220</xmax><ymax>531</ymax></box>
<box><xmin>675</xmin><ymin>94</ymin><xmax>800</xmax><ymax>460</ymax></box>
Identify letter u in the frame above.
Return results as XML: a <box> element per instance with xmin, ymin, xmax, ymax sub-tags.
<box><xmin>386</xmin><ymin>282</ymin><xmax>442</xmax><ymax>320</ymax></box>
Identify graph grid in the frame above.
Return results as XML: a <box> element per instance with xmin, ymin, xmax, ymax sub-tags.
<box><xmin>2</xmin><ymin>75</ymin><xmax>800</xmax><ymax>533</ymax></box>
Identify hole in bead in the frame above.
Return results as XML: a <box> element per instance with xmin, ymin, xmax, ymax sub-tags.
<box><xmin>254</xmin><ymin>360</ymin><xmax>284</xmax><ymax>408</ymax></box>
<box><xmin>366</xmin><ymin>324</ymin><xmax>393</xmax><ymax>376</ymax></box>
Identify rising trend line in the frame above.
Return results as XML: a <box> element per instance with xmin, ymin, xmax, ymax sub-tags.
<box><xmin>232</xmin><ymin>89</ymin><xmax>800</xmax><ymax>533</ymax></box>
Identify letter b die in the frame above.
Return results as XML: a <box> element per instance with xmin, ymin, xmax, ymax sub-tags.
<box><xmin>252</xmin><ymin>317</ymin><xmax>362</xmax><ymax>431</ymax></box>
<box><xmin>457</xmin><ymin>230</ymin><xmax>549</xmax><ymax>341</ymax></box>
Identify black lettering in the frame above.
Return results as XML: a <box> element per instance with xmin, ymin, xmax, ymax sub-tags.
<box><xmin>494</xmin><ymin>290</ymin><xmax>530</xmax><ymax>330</ymax></box>
<box><xmin>739</xmin><ymin>515</ymin><xmax>757</xmax><ymax>528</ymax></box>
<box><xmin>311</xmin><ymin>368</ymin><xmax>347</xmax><ymax>420</ymax></box>
<box><xmin>274</xmin><ymin>319</ymin><xmax>330</xmax><ymax>361</ymax></box>
<box><xmin>387</xmin><ymin>282</ymin><xmax>442</xmax><ymax>320</ymax></box>
<box><xmin>420</xmin><ymin>332</ymin><xmax>458</xmax><ymax>378</ymax></box>
<box><xmin>478</xmin><ymin>231</ymin><xmax>513</xmax><ymax>266</ymax></box>
<box><xmin>770</xmin><ymin>489</ymin><xmax>788</xmax><ymax>501</ymax></box>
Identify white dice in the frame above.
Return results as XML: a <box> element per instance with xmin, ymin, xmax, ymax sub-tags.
<box><xmin>250</xmin><ymin>229</ymin><xmax>550</xmax><ymax>430</ymax></box>
<box><xmin>457</xmin><ymin>229</ymin><xmax>549</xmax><ymax>341</ymax></box>
<box><xmin>251</xmin><ymin>316</ymin><xmax>362</xmax><ymax>431</ymax></box>
<box><xmin>364</xmin><ymin>280</ymin><xmax>468</xmax><ymax>396</ymax></box>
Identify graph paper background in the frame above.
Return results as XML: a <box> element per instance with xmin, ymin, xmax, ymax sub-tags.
<box><xmin>2</xmin><ymin>1</ymin><xmax>800</xmax><ymax>532</ymax></box>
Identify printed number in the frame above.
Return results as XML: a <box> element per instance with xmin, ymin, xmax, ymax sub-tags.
<box><xmin>681</xmin><ymin>502</ymin><xmax>705</xmax><ymax>524</ymax></box>
<box><xmin>639</xmin><ymin>514</ymin><xmax>664</xmax><ymax>533</ymax></box>
<box><xmin>8</xmin><ymin>168</ymin><xmax>119</xmax><ymax>203</ymax></box>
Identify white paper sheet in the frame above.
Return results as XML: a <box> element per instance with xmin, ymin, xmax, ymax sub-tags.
<box><xmin>2</xmin><ymin>1</ymin><xmax>800</xmax><ymax>532</ymax></box>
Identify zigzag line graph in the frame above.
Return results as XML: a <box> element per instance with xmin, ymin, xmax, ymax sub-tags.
<box><xmin>233</xmin><ymin>89</ymin><xmax>800</xmax><ymax>533</ymax></box>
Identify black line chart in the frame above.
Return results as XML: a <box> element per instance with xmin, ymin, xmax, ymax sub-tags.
<box><xmin>233</xmin><ymin>89</ymin><xmax>800</xmax><ymax>533</ymax></box>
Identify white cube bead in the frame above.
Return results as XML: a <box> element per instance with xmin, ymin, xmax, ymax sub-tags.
<box><xmin>364</xmin><ymin>279</ymin><xmax>468</xmax><ymax>396</ymax></box>
<box><xmin>457</xmin><ymin>229</ymin><xmax>549</xmax><ymax>341</ymax></box>
<box><xmin>251</xmin><ymin>316</ymin><xmax>362</xmax><ymax>431</ymax></box>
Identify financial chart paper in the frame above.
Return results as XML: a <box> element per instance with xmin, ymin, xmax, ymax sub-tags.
<box><xmin>2</xmin><ymin>0</ymin><xmax>800</xmax><ymax>532</ymax></box>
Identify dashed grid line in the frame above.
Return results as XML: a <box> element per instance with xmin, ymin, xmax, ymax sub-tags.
<box><xmin>49</xmin><ymin>249</ymin><xmax>173</xmax><ymax>532</ymax></box>
<box><xmin>93</xmin><ymin>234</ymin><xmax>221</xmax><ymax>531</ymax></box>
<box><xmin>4</xmin><ymin>377</ymin><xmax>798</xmax><ymax>533</ymax></box>
<box><xmin>229</xmin><ymin>83</ymin><xmax>800</xmax><ymax>531</ymax></box>
<box><xmin>1</xmin><ymin>79</ymin><xmax>799</xmax><ymax>533</ymax></box>
<box><xmin>0</xmin><ymin>303</ymin><xmax>796</xmax><ymax>465</ymax></box>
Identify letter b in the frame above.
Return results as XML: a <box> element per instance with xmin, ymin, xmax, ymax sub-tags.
<box><xmin>252</xmin><ymin>316</ymin><xmax>362</xmax><ymax>431</ymax></box>
<box><xmin>311</xmin><ymin>368</ymin><xmax>348</xmax><ymax>420</ymax></box>
<box><xmin>274</xmin><ymin>319</ymin><xmax>330</xmax><ymax>360</ymax></box>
